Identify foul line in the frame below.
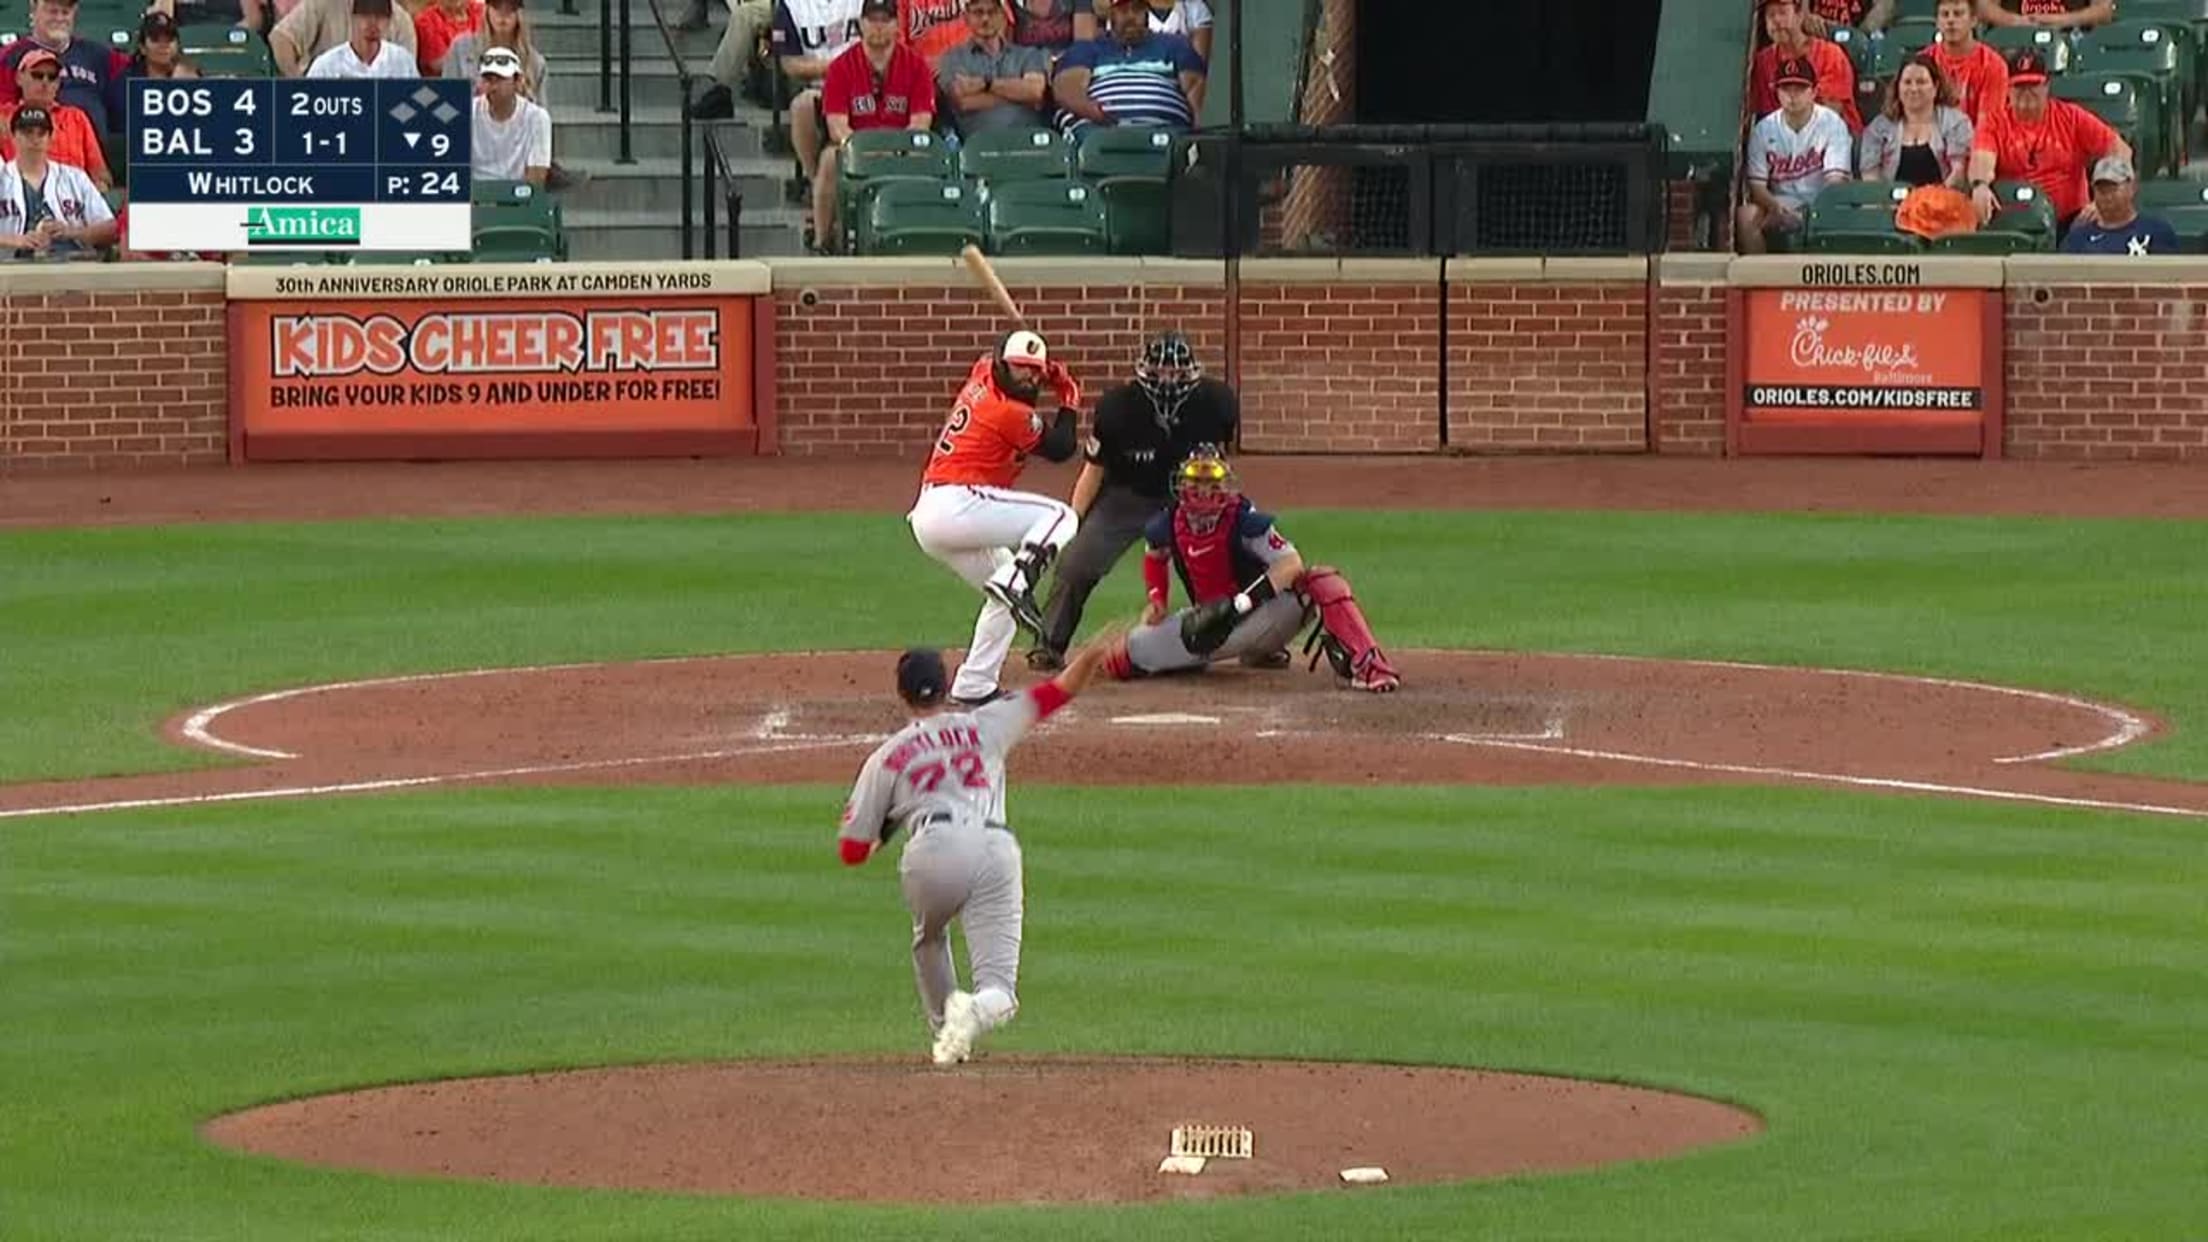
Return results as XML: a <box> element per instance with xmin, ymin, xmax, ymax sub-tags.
<box><xmin>1441</xmin><ymin>736</ymin><xmax>2208</xmax><ymax>821</ymax></box>
<box><xmin>0</xmin><ymin>738</ymin><xmax>864</xmax><ymax>822</ymax></box>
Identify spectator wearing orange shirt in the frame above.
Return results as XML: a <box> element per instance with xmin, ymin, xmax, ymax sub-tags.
<box><xmin>1800</xmin><ymin>0</ymin><xmax>1893</xmax><ymax>37</ymax></box>
<box><xmin>1976</xmin><ymin>0</ymin><xmax>2112</xmax><ymax>31</ymax></box>
<box><xmin>1967</xmin><ymin>47</ymin><xmax>2129</xmax><ymax>229</ymax></box>
<box><xmin>1750</xmin><ymin>0</ymin><xmax>1862</xmax><ymax>133</ymax></box>
<box><xmin>0</xmin><ymin>48</ymin><xmax>109</xmax><ymax>190</ymax></box>
<box><xmin>1923</xmin><ymin>0</ymin><xmax>2006</xmax><ymax>127</ymax></box>
<box><xmin>414</xmin><ymin>0</ymin><xmax>484</xmax><ymax>75</ymax></box>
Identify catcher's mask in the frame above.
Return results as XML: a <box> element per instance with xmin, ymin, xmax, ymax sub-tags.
<box><xmin>1135</xmin><ymin>330</ymin><xmax>1200</xmax><ymax>422</ymax></box>
<box><xmin>992</xmin><ymin>329</ymin><xmax>1050</xmax><ymax>403</ymax></box>
<box><xmin>1173</xmin><ymin>447</ymin><xmax>1239</xmax><ymax>535</ymax></box>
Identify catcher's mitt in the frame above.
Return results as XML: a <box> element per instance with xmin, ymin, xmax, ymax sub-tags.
<box><xmin>1179</xmin><ymin>597</ymin><xmax>1241</xmax><ymax>656</ymax></box>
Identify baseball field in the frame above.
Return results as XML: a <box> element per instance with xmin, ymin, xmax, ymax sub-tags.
<box><xmin>5</xmin><ymin>455</ymin><xmax>2207</xmax><ymax>1240</ymax></box>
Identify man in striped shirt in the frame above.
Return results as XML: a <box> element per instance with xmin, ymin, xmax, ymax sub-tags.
<box><xmin>1050</xmin><ymin>0</ymin><xmax>1202</xmax><ymax>135</ymax></box>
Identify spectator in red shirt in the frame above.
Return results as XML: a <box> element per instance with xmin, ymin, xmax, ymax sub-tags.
<box><xmin>1923</xmin><ymin>0</ymin><xmax>2006</xmax><ymax>127</ymax></box>
<box><xmin>1976</xmin><ymin>0</ymin><xmax>2111</xmax><ymax>31</ymax></box>
<box><xmin>814</xmin><ymin>0</ymin><xmax>934</xmax><ymax>251</ymax></box>
<box><xmin>1800</xmin><ymin>0</ymin><xmax>1893</xmax><ymax>37</ymax></box>
<box><xmin>1967</xmin><ymin>47</ymin><xmax>2128</xmax><ymax>228</ymax></box>
<box><xmin>0</xmin><ymin>48</ymin><xmax>110</xmax><ymax>189</ymax></box>
<box><xmin>414</xmin><ymin>0</ymin><xmax>485</xmax><ymax>75</ymax></box>
<box><xmin>1750</xmin><ymin>0</ymin><xmax>1863</xmax><ymax>134</ymax></box>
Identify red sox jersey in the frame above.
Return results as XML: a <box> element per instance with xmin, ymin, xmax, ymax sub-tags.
<box><xmin>838</xmin><ymin>683</ymin><xmax>1069</xmax><ymax>846</ymax></box>
<box><xmin>1145</xmin><ymin>498</ymin><xmax>1296</xmax><ymax>606</ymax></box>
<box><xmin>822</xmin><ymin>40</ymin><xmax>934</xmax><ymax>127</ymax></box>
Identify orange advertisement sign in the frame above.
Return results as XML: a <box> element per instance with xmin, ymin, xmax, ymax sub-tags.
<box><xmin>232</xmin><ymin>296</ymin><xmax>756</xmax><ymax>436</ymax></box>
<box><xmin>1741</xmin><ymin>287</ymin><xmax>1985</xmax><ymax>421</ymax></box>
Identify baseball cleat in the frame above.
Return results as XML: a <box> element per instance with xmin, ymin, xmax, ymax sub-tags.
<box><xmin>1026</xmin><ymin>647</ymin><xmax>1065</xmax><ymax>672</ymax></box>
<box><xmin>952</xmin><ymin>689</ymin><xmax>1009</xmax><ymax>707</ymax></box>
<box><xmin>1350</xmin><ymin>670</ymin><xmax>1401</xmax><ymax>693</ymax></box>
<box><xmin>933</xmin><ymin>990</ymin><xmax>982</xmax><ymax>1065</ymax></box>
<box><xmin>985</xmin><ymin>580</ymin><xmax>1047</xmax><ymax>635</ymax></box>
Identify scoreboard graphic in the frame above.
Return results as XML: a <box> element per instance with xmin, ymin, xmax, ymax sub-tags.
<box><xmin>126</xmin><ymin>79</ymin><xmax>472</xmax><ymax>252</ymax></box>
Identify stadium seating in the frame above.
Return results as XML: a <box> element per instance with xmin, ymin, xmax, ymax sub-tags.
<box><xmin>1802</xmin><ymin>180</ymin><xmax>1911</xmax><ymax>247</ymax></box>
<box><xmin>1074</xmin><ymin>126</ymin><xmax>1174</xmax><ymax>255</ymax></box>
<box><xmin>2136</xmin><ymin>177</ymin><xmax>2208</xmax><ymax>250</ymax></box>
<box><xmin>1981</xmin><ymin>25</ymin><xmax>2072</xmax><ymax>75</ymax></box>
<box><xmin>471</xmin><ymin>179</ymin><xmax>566</xmax><ymax>261</ymax></box>
<box><xmin>1803</xmin><ymin>228</ymin><xmax>1922</xmax><ymax>253</ymax></box>
<box><xmin>185</xmin><ymin>26</ymin><xmax>278</xmax><ymax>78</ymax></box>
<box><xmin>833</xmin><ymin>129</ymin><xmax>958</xmax><ymax>254</ymax></box>
<box><xmin>984</xmin><ymin>179</ymin><xmax>1108</xmax><ymax>255</ymax></box>
<box><xmin>2053</xmin><ymin>72</ymin><xmax>2163</xmax><ymax>177</ymax></box>
<box><xmin>956</xmin><ymin>127</ymin><xmax>1075</xmax><ymax>187</ymax></box>
<box><xmin>861</xmin><ymin>179</ymin><xmax>985</xmax><ymax>255</ymax></box>
<box><xmin>2073</xmin><ymin>20</ymin><xmax>2192</xmax><ymax>170</ymax></box>
<box><xmin>1985</xmin><ymin>179</ymin><xmax>2059</xmax><ymax>248</ymax></box>
<box><xmin>1927</xmin><ymin>230</ymin><xmax>2042</xmax><ymax>254</ymax></box>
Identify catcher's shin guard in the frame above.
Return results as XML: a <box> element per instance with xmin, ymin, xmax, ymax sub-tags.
<box><xmin>1297</xmin><ymin>566</ymin><xmax>1401</xmax><ymax>692</ymax></box>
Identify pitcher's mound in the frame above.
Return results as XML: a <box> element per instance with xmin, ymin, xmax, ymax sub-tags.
<box><xmin>205</xmin><ymin>1057</ymin><xmax>1761</xmax><ymax>1204</ymax></box>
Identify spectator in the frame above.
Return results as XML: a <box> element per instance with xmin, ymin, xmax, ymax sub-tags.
<box><xmin>1089</xmin><ymin>0</ymin><xmax>1207</xmax><ymax>61</ymax></box>
<box><xmin>148</xmin><ymin>0</ymin><xmax>268</xmax><ymax>33</ymax></box>
<box><xmin>686</xmin><ymin>1</ymin><xmax>774</xmax><ymax>115</ymax></box>
<box><xmin>0</xmin><ymin>108</ymin><xmax>117</xmax><ymax>259</ymax></box>
<box><xmin>814</xmin><ymin>0</ymin><xmax>932</xmax><ymax>250</ymax></box>
<box><xmin>444</xmin><ymin>0</ymin><xmax>545</xmax><ymax>95</ymax></box>
<box><xmin>2060</xmin><ymin>157</ymin><xmax>2181</xmax><ymax>254</ymax></box>
<box><xmin>1800</xmin><ymin>0</ymin><xmax>1893</xmax><ymax>36</ymax></box>
<box><xmin>1922</xmin><ymin>0</ymin><xmax>2005</xmax><ymax>127</ymax></box>
<box><xmin>471</xmin><ymin>48</ymin><xmax>550</xmax><ymax>187</ymax></box>
<box><xmin>0</xmin><ymin>49</ymin><xmax>110</xmax><ymax>189</ymax></box>
<box><xmin>1011</xmin><ymin>0</ymin><xmax>1091</xmax><ymax>53</ymax></box>
<box><xmin>1749</xmin><ymin>0</ymin><xmax>1862</xmax><ymax>134</ymax></box>
<box><xmin>272</xmin><ymin>0</ymin><xmax>418</xmax><ymax>76</ymax></box>
<box><xmin>128</xmin><ymin>12</ymin><xmax>202</xmax><ymax>79</ymax></box>
<box><xmin>1052</xmin><ymin>0</ymin><xmax>1203</xmax><ymax>135</ymax></box>
<box><xmin>414</xmin><ymin>0</ymin><xmax>483</xmax><ymax>75</ymax></box>
<box><xmin>1858</xmin><ymin>56</ymin><xmax>1972</xmax><ymax>188</ymax></box>
<box><xmin>1967</xmin><ymin>47</ymin><xmax>2128</xmax><ymax>230</ymax></box>
<box><xmin>1737</xmin><ymin>55</ymin><xmax>1852</xmax><ymax>254</ymax></box>
<box><xmin>0</xmin><ymin>0</ymin><xmax>130</xmax><ymax>137</ymax></box>
<box><xmin>307</xmin><ymin>0</ymin><xmax>418</xmax><ymax>77</ymax></box>
<box><xmin>901</xmin><ymin>0</ymin><xmax>971</xmax><ymax>64</ymax></box>
<box><xmin>695</xmin><ymin>0</ymin><xmax>858</xmax><ymax>198</ymax></box>
<box><xmin>937</xmin><ymin>0</ymin><xmax>1048</xmax><ymax>136</ymax></box>
<box><xmin>1977</xmin><ymin>0</ymin><xmax>2112</xmax><ymax>30</ymax></box>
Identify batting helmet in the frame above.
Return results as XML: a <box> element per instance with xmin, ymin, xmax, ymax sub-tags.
<box><xmin>993</xmin><ymin>329</ymin><xmax>1051</xmax><ymax>401</ymax></box>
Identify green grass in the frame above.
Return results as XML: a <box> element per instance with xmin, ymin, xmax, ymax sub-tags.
<box><xmin>6</xmin><ymin>506</ymin><xmax>2208</xmax><ymax>1238</ymax></box>
<box><xmin>2</xmin><ymin>510</ymin><xmax>2207</xmax><ymax>783</ymax></box>
<box><xmin>4</xmin><ymin>784</ymin><xmax>2205</xmax><ymax>1240</ymax></box>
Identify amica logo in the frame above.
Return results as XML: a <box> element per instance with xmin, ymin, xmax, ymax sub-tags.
<box><xmin>243</xmin><ymin>207</ymin><xmax>362</xmax><ymax>246</ymax></box>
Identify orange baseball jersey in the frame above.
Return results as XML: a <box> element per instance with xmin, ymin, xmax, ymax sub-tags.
<box><xmin>922</xmin><ymin>354</ymin><xmax>1081</xmax><ymax>488</ymax></box>
<box><xmin>1925</xmin><ymin>39</ymin><xmax>2008</xmax><ymax>127</ymax></box>
<box><xmin>1973</xmin><ymin>98</ymin><xmax>2118</xmax><ymax>223</ymax></box>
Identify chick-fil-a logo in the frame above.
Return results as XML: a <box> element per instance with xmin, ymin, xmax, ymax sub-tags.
<box><xmin>1788</xmin><ymin>316</ymin><xmax>1924</xmax><ymax>378</ymax></box>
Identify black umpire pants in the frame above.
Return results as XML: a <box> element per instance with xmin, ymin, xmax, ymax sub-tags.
<box><xmin>1036</xmin><ymin>485</ymin><xmax>1164</xmax><ymax>656</ymax></box>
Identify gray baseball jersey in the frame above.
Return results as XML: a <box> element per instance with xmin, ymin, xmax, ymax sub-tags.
<box><xmin>840</xmin><ymin>687</ymin><xmax>1060</xmax><ymax>844</ymax></box>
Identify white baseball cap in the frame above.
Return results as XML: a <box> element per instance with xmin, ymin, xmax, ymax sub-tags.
<box><xmin>1000</xmin><ymin>329</ymin><xmax>1048</xmax><ymax>368</ymax></box>
<box><xmin>480</xmin><ymin>48</ymin><xmax>524</xmax><ymax>78</ymax></box>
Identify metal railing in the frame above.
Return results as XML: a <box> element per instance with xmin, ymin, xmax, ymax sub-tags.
<box><xmin>701</xmin><ymin>124</ymin><xmax>747</xmax><ymax>258</ymax></box>
<box><xmin>597</xmin><ymin>0</ymin><xmax>699</xmax><ymax>256</ymax></box>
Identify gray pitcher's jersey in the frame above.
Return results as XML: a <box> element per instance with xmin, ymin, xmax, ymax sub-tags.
<box><xmin>840</xmin><ymin>689</ymin><xmax>1050</xmax><ymax>847</ymax></box>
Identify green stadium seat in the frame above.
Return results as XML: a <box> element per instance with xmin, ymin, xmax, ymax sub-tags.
<box><xmin>1826</xmin><ymin>25</ymin><xmax>1874</xmax><ymax>78</ymax></box>
<box><xmin>1074</xmin><ymin>126</ymin><xmax>1173</xmax><ymax>254</ymax></box>
<box><xmin>336</xmin><ymin>251</ymin><xmax>473</xmax><ymax>265</ymax></box>
<box><xmin>1804</xmin><ymin>228</ymin><xmax>1924</xmax><ymax>253</ymax></box>
<box><xmin>1981</xmin><ymin>25</ymin><xmax>2072</xmax><ymax>75</ymax></box>
<box><xmin>834</xmin><ymin>129</ymin><xmax>957</xmax><ymax>253</ymax></box>
<box><xmin>1987</xmin><ymin>179</ymin><xmax>2060</xmax><ymax>243</ymax></box>
<box><xmin>472</xmin><ymin>181</ymin><xmax>565</xmax><ymax>261</ymax></box>
<box><xmin>1802</xmin><ymin>180</ymin><xmax>1909</xmax><ymax>245</ymax></box>
<box><xmin>181</xmin><ymin>26</ymin><xmax>276</xmax><ymax>78</ymax></box>
<box><xmin>956</xmin><ymin>127</ymin><xmax>1073</xmax><ymax>186</ymax></box>
<box><xmin>1892</xmin><ymin>0</ymin><xmax>1937</xmax><ymax>17</ymax></box>
<box><xmin>860</xmin><ymin>178</ymin><xmax>984</xmax><ymax>255</ymax></box>
<box><xmin>985</xmin><ymin>178</ymin><xmax>1108</xmax><ymax>255</ymax></box>
<box><xmin>2135</xmin><ymin>177</ymin><xmax>2208</xmax><ymax>249</ymax></box>
<box><xmin>2075</xmin><ymin>20</ymin><xmax>2194</xmax><ymax>166</ymax></box>
<box><xmin>1928</xmin><ymin>230</ymin><xmax>2045</xmax><ymax>254</ymax></box>
<box><xmin>1886</xmin><ymin>23</ymin><xmax>1939</xmax><ymax>56</ymax></box>
<box><xmin>2053</xmin><ymin>72</ymin><xmax>2163</xmax><ymax>176</ymax></box>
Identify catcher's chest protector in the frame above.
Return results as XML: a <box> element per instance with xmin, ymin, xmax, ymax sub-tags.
<box><xmin>1170</xmin><ymin>503</ymin><xmax>1258</xmax><ymax>604</ymax></box>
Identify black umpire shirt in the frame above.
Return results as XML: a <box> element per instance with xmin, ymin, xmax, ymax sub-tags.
<box><xmin>1085</xmin><ymin>378</ymin><xmax>1241</xmax><ymax>500</ymax></box>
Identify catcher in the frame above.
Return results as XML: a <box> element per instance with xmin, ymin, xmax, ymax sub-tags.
<box><xmin>1100</xmin><ymin>448</ymin><xmax>1401</xmax><ymax>692</ymax></box>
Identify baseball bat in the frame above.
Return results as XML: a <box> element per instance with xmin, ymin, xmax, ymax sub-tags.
<box><xmin>961</xmin><ymin>244</ymin><xmax>1026</xmax><ymax>327</ymax></box>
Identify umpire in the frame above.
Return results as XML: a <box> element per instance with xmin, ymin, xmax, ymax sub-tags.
<box><xmin>1025</xmin><ymin>330</ymin><xmax>1240</xmax><ymax>671</ymax></box>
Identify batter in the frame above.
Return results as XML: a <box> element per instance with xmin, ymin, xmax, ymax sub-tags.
<box><xmin>837</xmin><ymin>631</ymin><xmax>1121</xmax><ymax>1065</ymax></box>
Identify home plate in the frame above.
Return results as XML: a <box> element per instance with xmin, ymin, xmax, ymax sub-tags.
<box><xmin>1111</xmin><ymin>712</ymin><xmax>1222</xmax><ymax>726</ymax></box>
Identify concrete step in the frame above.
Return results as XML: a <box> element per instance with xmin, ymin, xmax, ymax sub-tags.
<box><xmin>530</xmin><ymin>6</ymin><xmax>728</xmax><ymax>59</ymax></box>
<box><xmin>550</xmin><ymin>154</ymin><xmax>786</xmax><ymax>215</ymax></box>
<box><xmin>563</xmin><ymin>204</ymin><xmax>807</xmax><ymax>260</ymax></box>
<box><xmin>544</xmin><ymin>55</ymin><xmax>696</xmax><ymax>113</ymax></box>
<box><xmin>552</xmin><ymin>108</ymin><xmax>771</xmax><ymax>162</ymax></box>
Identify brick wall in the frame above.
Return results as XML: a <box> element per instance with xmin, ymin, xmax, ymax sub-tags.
<box><xmin>1237</xmin><ymin>281</ymin><xmax>1439</xmax><ymax>452</ymax></box>
<box><xmin>1</xmin><ymin>277</ymin><xmax>228</xmax><ymax>472</ymax></box>
<box><xmin>1651</xmin><ymin>276</ymin><xmax>1727</xmax><ymax>456</ymax></box>
<box><xmin>1447</xmin><ymin>279</ymin><xmax>1647</xmax><ymax>452</ymax></box>
<box><xmin>2005</xmin><ymin>283</ymin><xmax>2208</xmax><ymax>461</ymax></box>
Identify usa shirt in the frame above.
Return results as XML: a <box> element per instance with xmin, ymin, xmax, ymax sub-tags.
<box><xmin>770</xmin><ymin>0</ymin><xmax>862</xmax><ymax>61</ymax></box>
<box><xmin>2060</xmin><ymin>215</ymin><xmax>2182</xmax><ymax>255</ymax></box>
<box><xmin>1054</xmin><ymin>30</ymin><xmax>1204</xmax><ymax>132</ymax></box>
<box><xmin>1746</xmin><ymin>104</ymin><xmax>1854</xmax><ymax>211</ymax></box>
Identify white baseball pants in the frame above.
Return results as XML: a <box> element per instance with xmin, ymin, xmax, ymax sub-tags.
<box><xmin>908</xmin><ymin>483</ymin><xmax>1078</xmax><ymax>700</ymax></box>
